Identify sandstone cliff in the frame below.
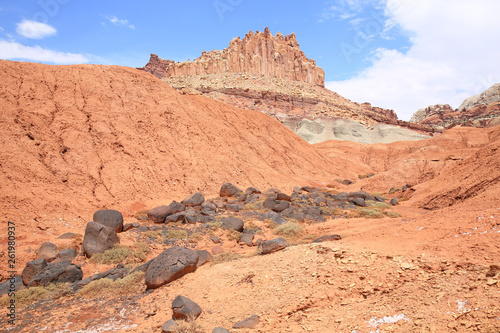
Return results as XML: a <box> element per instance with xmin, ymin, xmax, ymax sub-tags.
<box><xmin>459</xmin><ymin>83</ymin><xmax>500</xmax><ymax>111</ymax></box>
<box><xmin>142</xmin><ymin>27</ymin><xmax>325</xmax><ymax>86</ymax></box>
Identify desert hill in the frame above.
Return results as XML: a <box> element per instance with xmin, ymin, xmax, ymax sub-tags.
<box><xmin>0</xmin><ymin>59</ymin><xmax>365</xmax><ymax>219</ymax></box>
<box><xmin>141</xmin><ymin>28</ymin><xmax>436</xmax><ymax>144</ymax></box>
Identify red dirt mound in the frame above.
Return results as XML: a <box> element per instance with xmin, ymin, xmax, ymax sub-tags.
<box><xmin>0</xmin><ymin>60</ymin><xmax>363</xmax><ymax>219</ymax></box>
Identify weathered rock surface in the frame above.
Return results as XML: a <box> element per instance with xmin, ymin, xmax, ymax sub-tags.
<box><xmin>145</xmin><ymin>247</ymin><xmax>199</xmax><ymax>289</ymax></box>
<box><xmin>28</xmin><ymin>260</ymin><xmax>83</xmax><ymax>287</ymax></box>
<box><xmin>220</xmin><ymin>183</ymin><xmax>243</xmax><ymax>197</ymax></box>
<box><xmin>171</xmin><ymin>295</ymin><xmax>202</xmax><ymax>320</ymax></box>
<box><xmin>459</xmin><ymin>83</ymin><xmax>500</xmax><ymax>111</ymax></box>
<box><xmin>93</xmin><ymin>209</ymin><xmax>124</xmax><ymax>233</ymax></box>
<box><xmin>232</xmin><ymin>314</ymin><xmax>260</xmax><ymax>329</ymax></box>
<box><xmin>181</xmin><ymin>192</ymin><xmax>205</xmax><ymax>207</ymax></box>
<box><xmin>142</xmin><ymin>28</ymin><xmax>325</xmax><ymax>86</ymax></box>
<box><xmin>74</xmin><ymin>263</ymin><xmax>127</xmax><ymax>290</ymax></box>
<box><xmin>82</xmin><ymin>221</ymin><xmax>120</xmax><ymax>258</ymax></box>
<box><xmin>147</xmin><ymin>205</ymin><xmax>173</xmax><ymax>223</ymax></box>
<box><xmin>221</xmin><ymin>217</ymin><xmax>244</xmax><ymax>232</ymax></box>
<box><xmin>37</xmin><ymin>242</ymin><xmax>58</xmax><ymax>262</ymax></box>
<box><xmin>0</xmin><ymin>276</ymin><xmax>24</xmax><ymax>297</ymax></box>
<box><xmin>312</xmin><ymin>235</ymin><xmax>342</xmax><ymax>243</ymax></box>
<box><xmin>161</xmin><ymin>319</ymin><xmax>178</xmax><ymax>333</ymax></box>
<box><xmin>22</xmin><ymin>259</ymin><xmax>48</xmax><ymax>285</ymax></box>
<box><xmin>259</xmin><ymin>237</ymin><xmax>289</xmax><ymax>255</ymax></box>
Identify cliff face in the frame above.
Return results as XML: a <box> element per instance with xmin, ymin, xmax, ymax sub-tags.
<box><xmin>142</xmin><ymin>27</ymin><xmax>325</xmax><ymax>86</ymax></box>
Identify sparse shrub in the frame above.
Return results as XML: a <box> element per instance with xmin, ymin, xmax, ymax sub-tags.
<box><xmin>76</xmin><ymin>271</ymin><xmax>145</xmax><ymax>299</ymax></box>
<box><xmin>134</xmin><ymin>209</ymin><xmax>148</xmax><ymax>219</ymax></box>
<box><xmin>385</xmin><ymin>211</ymin><xmax>402</xmax><ymax>218</ymax></box>
<box><xmin>165</xmin><ymin>229</ymin><xmax>188</xmax><ymax>239</ymax></box>
<box><xmin>173</xmin><ymin>317</ymin><xmax>204</xmax><ymax>333</ymax></box>
<box><xmin>0</xmin><ymin>282</ymin><xmax>73</xmax><ymax>307</ymax></box>
<box><xmin>274</xmin><ymin>222</ymin><xmax>304</xmax><ymax>238</ymax></box>
<box><xmin>227</xmin><ymin>229</ymin><xmax>242</xmax><ymax>242</ymax></box>
<box><xmin>188</xmin><ymin>232</ymin><xmax>203</xmax><ymax>243</ymax></box>
<box><xmin>264</xmin><ymin>219</ymin><xmax>277</xmax><ymax>229</ymax></box>
<box><xmin>206</xmin><ymin>221</ymin><xmax>223</xmax><ymax>230</ymax></box>
<box><xmin>369</xmin><ymin>202</ymin><xmax>392</xmax><ymax>209</ymax></box>
<box><xmin>389</xmin><ymin>188</ymin><xmax>401</xmax><ymax>194</ymax></box>
<box><xmin>143</xmin><ymin>230</ymin><xmax>162</xmax><ymax>239</ymax></box>
<box><xmin>212</xmin><ymin>252</ymin><xmax>242</xmax><ymax>265</ymax></box>
<box><xmin>357</xmin><ymin>208</ymin><xmax>385</xmax><ymax>219</ymax></box>
<box><xmin>90</xmin><ymin>243</ymin><xmax>150</xmax><ymax>265</ymax></box>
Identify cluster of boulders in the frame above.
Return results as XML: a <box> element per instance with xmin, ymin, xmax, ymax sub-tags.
<box><xmin>160</xmin><ymin>295</ymin><xmax>260</xmax><ymax>333</ymax></box>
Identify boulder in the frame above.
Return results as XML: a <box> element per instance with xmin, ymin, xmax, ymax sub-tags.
<box><xmin>390</xmin><ymin>198</ymin><xmax>399</xmax><ymax>206</ymax></box>
<box><xmin>196</xmin><ymin>250</ymin><xmax>213</xmax><ymax>267</ymax></box>
<box><xmin>348</xmin><ymin>191</ymin><xmax>374</xmax><ymax>201</ymax></box>
<box><xmin>171</xmin><ymin>295</ymin><xmax>203</xmax><ymax>320</ymax></box>
<box><xmin>28</xmin><ymin>259</ymin><xmax>83</xmax><ymax>287</ymax></box>
<box><xmin>22</xmin><ymin>258</ymin><xmax>48</xmax><ymax>285</ymax></box>
<box><xmin>123</xmin><ymin>222</ymin><xmax>140</xmax><ymax>231</ymax></box>
<box><xmin>276</xmin><ymin>192</ymin><xmax>291</xmax><ymax>202</ymax></box>
<box><xmin>374</xmin><ymin>195</ymin><xmax>386</xmax><ymax>203</ymax></box>
<box><xmin>263</xmin><ymin>210</ymin><xmax>287</xmax><ymax>225</ymax></box>
<box><xmin>145</xmin><ymin>247</ymin><xmax>199</xmax><ymax>289</ymax></box>
<box><xmin>161</xmin><ymin>319</ymin><xmax>179</xmax><ymax>333</ymax></box>
<box><xmin>93</xmin><ymin>209</ymin><xmax>124</xmax><ymax>233</ymax></box>
<box><xmin>258</xmin><ymin>237</ymin><xmax>288</xmax><ymax>255</ymax></box>
<box><xmin>181</xmin><ymin>192</ymin><xmax>205</xmax><ymax>207</ymax></box>
<box><xmin>245</xmin><ymin>187</ymin><xmax>261</xmax><ymax>195</ymax></box>
<box><xmin>37</xmin><ymin>242</ymin><xmax>58</xmax><ymax>262</ymax></box>
<box><xmin>312</xmin><ymin>235</ymin><xmax>341</xmax><ymax>243</ymax></box>
<box><xmin>0</xmin><ymin>276</ymin><xmax>24</xmax><ymax>297</ymax></box>
<box><xmin>166</xmin><ymin>212</ymin><xmax>187</xmax><ymax>223</ymax></box>
<box><xmin>130</xmin><ymin>259</ymin><xmax>154</xmax><ymax>274</ymax></box>
<box><xmin>239</xmin><ymin>233</ymin><xmax>254</xmax><ymax>246</ymax></box>
<box><xmin>263</xmin><ymin>197</ymin><xmax>290</xmax><ymax>213</ymax></box>
<box><xmin>169</xmin><ymin>201</ymin><xmax>186</xmax><ymax>214</ymax></box>
<box><xmin>75</xmin><ymin>263</ymin><xmax>127</xmax><ymax>290</ymax></box>
<box><xmin>300</xmin><ymin>186</ymin><xmax>313</xmax><ymax>192</ymax></box>
<box><xmin>220</xmin><ymin>183</ymin><xmax>243</xmax><ymax>197</ymax></box>
<box><xmin>232</xmin><ymin>314</ymin><xmax>260</xmax><ymax>329</ymax></box>
<box><xmin>349</xmin><ymin>197</ymin><xmax>366</xmax><ymax>207</ymax></box>
<box><xmin>201</xmin><ymin>201</ymin><xmax>217</xmax><ymax>213</ymax></box>
<box><xmin>82</xmin><ymin>221</ymin><xmax>120</xmax><ymax>258</ymax></box>
<box><xmin>57</xmin><ymin>248</ymin><xmax>78</xmax><ymax>261</ymax></box>
<box><xmin>147</xmin><ymin>205</ymin><xmax>173</xmax><ymax>223</ymax></box>
<box><xmin>221</xmin><ymin>217</ymin><xmax>244</xmax><ymax>232</ymax></box>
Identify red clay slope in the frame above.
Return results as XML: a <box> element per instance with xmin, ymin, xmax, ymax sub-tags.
<box><xmin>0</xmin><ymin>60</ymin><xmax>363</xmax><ymax>219</ymax></box>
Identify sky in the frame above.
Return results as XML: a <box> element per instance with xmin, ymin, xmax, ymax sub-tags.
<box><xmin>0</xmin><ymin>0</ymin><xmax>499</xmax><ymax>120</ymax></box>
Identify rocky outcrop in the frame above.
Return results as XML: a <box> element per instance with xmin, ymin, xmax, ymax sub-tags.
<box><xmin>411</xmin><ymin>84</ymin><xmax>500</xmax><ymax>129</ymax></box>
<box><xmin>142</xmin><ymin>28</ymin><xmax>325</xmax><ymax>86</ymax></box>
<box><xmin>459</xmin><ymin>83</ymin><xmax>500</xmax><ymax>111</ymax></box>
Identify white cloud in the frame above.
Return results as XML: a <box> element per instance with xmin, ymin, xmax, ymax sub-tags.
<box><xmin>0</xmin><ymin>40</ymin><xmax>89</xmax><ymax>64</ymax></box>
<box><xmin>105</xmin><ymin>15</ymin><xmax>135</xmax><ymax>29</ymax></box>
<box><xmin>326</xmin><ymin>0</ymin><xmax>500</xmax><ymax>120</ymax></box>
<box><xmin>16</xmin><ymin>19</ymin><xmax>56</xmax><ymax>39</ymax></box>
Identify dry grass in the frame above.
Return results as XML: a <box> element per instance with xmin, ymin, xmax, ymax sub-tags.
<box><xmin>165</xmin><ymin>229</ymin><xmax>189</xmax><ymax>239</ymax></box>
<box><xmin>76</xmin><ymin>271</ymin><xmax>145</xmax><ymax>300</ymax></box>
<box><xmin>212</xmin><ymin>252</ymin><xmax>242</xmax><ymax>265</ymax></box>
<box><xmin>134</xmin><ymin>209</ymin><xmax>149</xmax><ymax>219</ymax></box>
<box><xmin>0</xmin><ymin>282</ymin><xmax>73</xmax><ymax>307</ymax></box>
<box><xmin>90</xmin><ymin>243</ymin><xmax>150</xmax><ymax>265</ymax></box>
<box><xmin>227</xmin><ymin>229</ymin><xmax>242</xmax><ymax>242</ymax></box>
<box><xmin>357</xmin><ymin>208</ymin><xmax>385</xmax><ymax>219</ymax></box>
<box><xmin>188</xmin><ymin>232</ymin><xmax>203</xmax><ymax>244</ymax></box>
<box><xmin>385</xmin><ymin>211</ymin><xmax>402</xmax><ymax>218</ymax></box>
<box><xmin>274</xmin><ymin>222</ymin><xmax>304</xmax><ymax>238</ymax></box>
<box><xmin>172</xmin><ymin>318</ymin><xmax>204</xmax><ymax>333</ymax></box>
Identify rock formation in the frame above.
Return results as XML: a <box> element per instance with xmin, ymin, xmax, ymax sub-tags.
<box><xmin>410</xmin><ymin>83</ymin><xmax>500</xmax><ymax>129</ymax></box>
<box><xmin>142</xmin><ymin>27</ymin><xmax>325</xmax><ymax>86</ymax></box>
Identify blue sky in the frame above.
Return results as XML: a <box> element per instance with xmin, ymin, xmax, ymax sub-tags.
<box><xmin>1</xmin><ymin>0</ymin><xmax>499</xmax><ymax>120</ymax></box>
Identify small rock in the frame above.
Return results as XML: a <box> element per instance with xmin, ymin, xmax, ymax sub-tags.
<box><xmin>212</xmin><ymin>328</ymin><xmax>230</xmax><ymax>333</ymax></box>
<box><xmin>181</xmin><ymin>193</ymin><xmax>205</xmax><ymax>207</ymax></box>
<box><xmin>239</xmin><ymin>233</ymin><xmax>254</xmax><ymax>246</ymax></box>
<box><xmin>196</xmin><ymin>250</ymin><xmax>213</xmax><ymax>266</ymax></box>
<box><xmin>220</xmin><ymin>183</ymin><xmax>243</xmax><ymax>197</ymax></box>
<box><xmin>221</xmin><ymin>217</ymin><xmax>244</xmax><ymax>232</ymax></box>
<box><xmin>145</xmin><ymin>247</ymin><xmax>199</xmax><ymax>289</ymax></box>
<box><xmin>37</xmin><ymin>242</ymin><xmax>58</xmax><ymax>262</ymax></box>
<box><xmin>259</xmin><ymin>237</ymin><xmax>288</xmax><ymax>255</ymax></box>
<box><xmin>57</xmin><ymin>233</ymin><xmax>81</xmax><ymax>239</ymax></box>
<box><xmin>212</xmin><ymin>246</ymin><xmax>225</xmax><ymax>255</ymax></box>
<box><xmin>93</xmin><ymin>209</ymin><xmax>124</xmax><ymax>233</ymax></box>
<box><xmin>276</xmin><ymin>193</ymin><xmax>291</xmax><ymax>202</ymax></box>
<box><xmin>169</xmin><ymin>201</ymin><xmax>186</xmax><ymax>214</ymax></box>
<box><xmin>147</xmin><ymin>205</ymin><xmax>173</xmax><ymax>223</ymax></box>
<box><xmin>57</xmin><ymin>248</ymin><xmax>77</xmax><ymax>261</ymax></box>
<box><xmin>390</xmin><ymin>198</ymin><xmax>399</xmax><ymax>206</ymax></box>
<box><xmin>22</xmin><ymin>258</ymin><xmax>48</xmax><ymax>285</ymax></box>
<box><xmin>263</xmin><ymin>198</ymin><xmax>290</xmax><ymax>213</ymax></box>
<box><xmin>233</xmin><ymin>314</ymin><xmax>260</xmax><ymax>329</ymax></box>
<box><xmin>161</xmin><ymin>319</ymin><xmax>179</xmax><ymax>333</ymax></box>
<box><xmin>171</xmin><ymin>295</ymin><xmax>202</xmax><ymax>320</ymax></box>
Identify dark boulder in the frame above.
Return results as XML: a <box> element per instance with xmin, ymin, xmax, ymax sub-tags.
<box><xmin>161</xmin><ymin>319</ymin><xmax>179</xmax><ymax>333</ymax></box>
<box><xmin>300</xmin><ymin>186</ymin><xmax>313</xmax><ymax>192</ymax></box>
<box><xmin>390</xmin><ymin>198</ymin><xmax>399</xmax><ymax>206</ymax></box>
<box><xmin>245</xmin><ymin>187</ymin><xmax>261</xmax><ymax>195</ymax></box>
<box><xmin>145</xmin><ymin>247</ymin><xmax>199</xmax><ymax>289</ymax></box>
<box><xmin>0</xmin><ymin>276</ymin><xmax>24</xmax><ymax>297</ymax></box>
<box><xmin>276</xmin><ymin>193</ymin><xmax>291</xmax><ymax>202</ymax></box>
<box><xmin>348</xmin><ymin>191</ymin><xmax>374</xmax><ymax>201</ymax></box>
<box><xmin>225</xmin><ymin>203</ymin><xmax>243</xmax><ymax>212</ymax></box>
<box><xmin>349</xmin><ymin>197</ymin><xmax>366</xmax><ymax>207</ymax></box>
<box><xmin>57</xmin><ymin>248</ymin><xmax>78</xmax><ymax>261</ymax></box>
<box><xmin>147</xmin><ymin>205</ymin><xmax>173</xmax><ymax>223</ymax></box>
<box><xmin>22</xmin><ymin>258</ymin><xmax>48</xmax><ymax>285</ymax></box>
<box><xmin>171</xmin><ymin>295</ymin><xmax>202</xmax><ymax>320</ymax></box>
<box><xmin>93</xmin><ymin>209</ymin><xmax>124</xmax><ymax>233</ymax></box>
<box><xmin>181</xmin><ymin>192</ymin><xmax>205</xmax><ymax>207</ymax></box>
<box><xmin>220</xmin><ymin>183</ymin><xmax>243</xmax><ymax>197</ymax></box>
<box><xmin>169</xmin><ymin>201</ymin><xmax>186</xmax><ymax>214</ymax></box>
<box><xmin>258</xmin><ymin>237</ymin><xmax>288</xmax><ymax>255</ymax></box>
<box><xmin>82</xmin><ymin>221</ymin><xmax>120</xmax><ymax>258</ymax></box>
<box><xmin>263</xmin><ymin>210</ymin><xmax>287</xmax><ymax>225</ymax></box>
<box><xmin>37</xmin><ymin>242</ymin><xmax>58</xmax><ymax>262</ymax></box>
<box><xmin>263</xmin><ymin>197</ymin><xmax>290</xmax><ymax>213</ymax></box>
<box><xmin>28</xmin><ymin>259</ymin><xmax>83</xmax><ymax>287</ymax></box>
<box><xmin>212</xmin><ymin>328</ymin><xmax>230</xmax><ymax>333</ymax></box>
<box><xmin>201</xmin><ymin>201</ymin><xmax>217</xmax><ymax>213</ymax></box>
<box><xmin>221</xmin><ymin>217</ymin><xmax>244</xmax><ymax>232</ymax></box>
<box><xmin>374</xmin><ymin>196</ymin><xmax>386</xmax><ymax>203</ymax></box>
<box><xmin>239</xmin><ymin>233</ymin><xmax>254</xmax><ymax>246</ymax></box>
<box><xmin>166</xmin><ymin>212</ymin><xmax>187</xmax><ymax>223</ymax></box>
<box><xmin>196</xmin><ymin>250</ymin><xmax>213</xmax><ymax>267</ymax></box>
